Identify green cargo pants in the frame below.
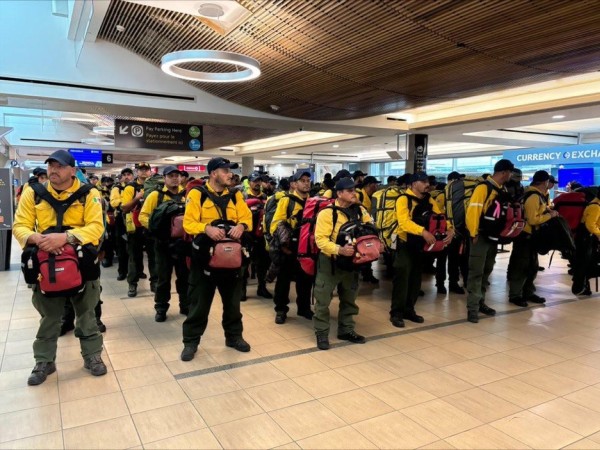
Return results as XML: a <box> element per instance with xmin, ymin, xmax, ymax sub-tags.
<box><xmin>154</xmin><ymin>240</ymin><xmax>189</xmax><ymax>314</ymax></box>
<box><xmin>32</xmin><ymin>280</ymin><xmax>103</xmax><ymax>363</ymax></box>
<box><xmin>313</xmin><ymin>253</ymin><xmax>360</xmax><ymax>336</ymax></box>
<box><xmin>466</xmin><ymin>237</ymin><xmax>498</xmax><ymax>312</ymax></box>
<box><xmin>391</xmin><ymin>243</ymin><xmax>424</xmax><ymax>319</ymax></box>
<box><xmin>508</xmin><ymin>234</ymin><xmax>538</xmax><ymax>301</ymax></box>
<box><xmin>127</xmin><ymin>228</ymin><xmax>157</xmax><ymax>284</ymax></box>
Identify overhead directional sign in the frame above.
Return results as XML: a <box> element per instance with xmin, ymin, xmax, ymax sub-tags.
<box><xmin>114</xmin><ymin>119</ymin><xmax>203</xmax><ymax>151</ymax></box>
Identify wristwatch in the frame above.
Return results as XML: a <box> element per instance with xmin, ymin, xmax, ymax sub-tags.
<box><xmin>66</xmin><ymin>231</ymin><xmax>80</xmax><ymax>245</ymax></box>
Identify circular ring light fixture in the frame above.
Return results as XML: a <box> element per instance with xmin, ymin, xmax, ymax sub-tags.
<box><xmin>161</xmin><ymin>50</ymin><xmax>261</xmax><ymax>83</ymax></box>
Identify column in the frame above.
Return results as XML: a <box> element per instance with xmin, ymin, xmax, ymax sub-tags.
<box><xmin>241</xmin><ymin>156</ymin><xmax>254</xmax><ymax>176</ymax></box>
<box><xmin>406</xmin><ymin>134</ymin><xmax>428</xmax><ymax>173</ymax></box>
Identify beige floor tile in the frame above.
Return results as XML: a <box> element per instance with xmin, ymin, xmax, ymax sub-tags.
<box><xmin>401</xmin><ymin>398</ymin><xmax>482</xmax><ymax>439</ymax></box>
<box><xmin>132</xmin><ymin>402</ymin><xmax>206</xmax><ymax>443</ymax></box>
<box><xmin>353</xmin><ymin>411</ymin><xmax>439</xmax><ymax>449</ymax></box>
<box><xmin>115</xmin><ymin>363</ymin><xmax>173</xmax><ymax>390</ymax></box>
<box><xmin>246</xmin><ymin>379</ymin><xmax>313</xmax><ymax>412</ymax></box>
<box><xmin>474</xmin><ymin>353</ymin><xmax>538</xmax><ymax>376</ymax></box>
<box><xmin>166</xmin><ymin>353</ymin><xmax>218</xmax><ymax>376</ymax></box>
<box><xmin>409</xmin><ymin>345</ymin><xmax>469</xmax><ymax>368</ymax></box>
<box><xmin>253</xmin><ymin>340</ymin><xmax>301</xmax><ymax>357</ymax></box>
<box><xmin>413</xmin><ymin>329</ymin><xmax>462</xmax><ymax>346</ymax></box>
<box><xmin>469</xmin><ymin>334</ymin><xmax>524</xmax><ymax>352</ymax></box>
<box><xmin>440</xmin><ymin>339</ymin><xmax>497</xmax><ymax>359</ymax></box>
<box><xmin>0</xmin><ymin>431</ymin><xmax>63</xmax><ymax>449</ymax></box>
<box><xmin>444</xmin><ymin>324</ymin><xmax>489</xmax><ymax>340</ymax></box>
<box><xmin>297</xmin><ymin>425</ymin><xmax>377</xmax><ymax>449</ymax></box>
<box><xmin>63</xmin><ymin>416</ymin><xmax>141</xmax><ymax>449</ymax></box>
<box><xmin>563</xmin><ymin>438</ymin><xmax>600</xmax><ymax>449</ymax></box>
<box><xmin>143</xmin><ymin>429</ymin><xmax>222</xmax><ymax>449</ymax></box>
<box><xmin>61</xmin><ymin>391</ymin><xmax>129</xmax><ymax>429</ymax></box>
<box><xmin>441</xmin><ymin>360</ymin><xmax>507</xmax><ymax>386</ymax></box>
<box><xmin>271</xmin><ymin>354</ymin><xmax>329</xmax><ymax>378</ymax></box>
<box><xmin>58</xmin><ymin>372</ymin><xmax>120</xmax><ymax>402</ymax></box>
<box><xmin>0</xmin><ymin>382</ymin><xmax>58</xmax><ymax>414</ymax></box>
<box><xmin>565</xmin><ymin>386</ymin><xmax>600</xmax><ymax>413</ymax></box>
<box><xmin>405</xmin><ymin>369</ymin><xmax>474</xmax><ymax>397</ymax></box>
<box><xmin>210</xmin><ymin>413</ymin><xmax>291</xmax><ymax>449</ymax></box>
<box><xmin>446</xmin><ymin>424</ymin><xmax>530</xmax><ymax>449</ymax></box>
<box><xmin>122</xmin><ymin>380</ymin><xmax>188</xmax><ymax>414</ymax></box>
<box><xmin>365</xmin><ymin>378</ymin><xmax>437</xmax><ymax>409</ymax></box>
<box><xmin>310</xmin><ymin>346</ymin><xmax>367</xmax><ymax>368</ymax></box>
<box><xmin>334</xmin><ymin>360</ymin><xmax>397</xmax><ymax>387</ymax></box>
<box><xmin>373</xmin><ymin>353</ymin><xmax>434</xmax><ymax>377</ymax></box>
<box><xmin>227</xmin><ymin>362</ymin><xmax>287</xmax><ymax>388</ymax></box>
<box><xmin>193</xmin><ymin>389</ymin><xmax>264</xmax><ymax>426</ymax></box>
<box><xmin>319</xmin><ymin>388</ymin><xmax>394</xmax><ymax>423</ymax></box>
<box><xmin>532</xmin><ymin>340</ymin><xmax>591</xmax><ymax>359</ymax></box>
<box><xmin>515</xmin><ymin>367</ymin><xmax>587</xmax><ymax>396</ymax></box>
<box><xmin>443</xmin><ymin>387</ymin><xmax>522</xmax><ymax>423</ymax></box>
<box><xmin>557</xmin><ymin>334</ymin><xmax>600</xmax><ymax>352</ymax></box>
<box><xmin>293</xmin><ymin>369</ymin><xmax>359</xmax><ymax>398</ymax></box>
<box><xmin>103</xmin><ymin>336</ymin><xmax>153</xmax><ymax>355</ymax></box>
<box><xmin>3</xmin><ymin>339</ymin><xmax>33</xmax><ymax>356</ymax></box>
<box><xmin>269</xmin><ymin>400</ymin><xmax>346</xmax><ymax>440</ymax></box>
<box><xmin>178</xmin><ymin>371</ymin><xmax>241</xmax><ymax>400</ymax></box>
<box><xmin>273</xmin><ymin>443</ymin><xmax>301</xmax><ymax>449</ymax></box>
<box><xmin>503</xmin><ymin>346</ymin><xmax>565</xmax><ymax>367</ymax></box>
<box><xmin>107</xmin><ymin>348</ymin><xmax>163</xmax><ymax>371</ymax></box>
<box><xmin>154</xmin><ymin>343</ymin><xmax>188</xmax><ymax>362</ymax></box>
<box><xmin>419</xmin><ymin>440</ymin><xmax>456</xmax><ymax>449</ymax></box>
<box><xmin>0</xmin><ymin>404</ymin><xmax>61</xmax><ymax>443</ymax></box>
<box><xmin>1</xmin><ymin>352</ymin><xmax>35</xmax><ymax>371</ymax></box>
<box><xmin>546</xmin><ymin>360</ymin><xmax>600</xmax><ymax>384</ymax></box>
<box><xmin>530</xmin><ymin>397</ymin><xmax>600</xmax><ymax>435</ymax></box>
<box><xmin>480</xmin><ymin>378</ymin><xmax>555</xmax><ymax>408</ymax></box>
<box><xmin>102</xmin><ymin>325</ymin><xmax>144</xmax><ymax>341</ymax></box>
<box><xmin>490</xmin><ymin>410</ymin><xmax>582</xmax><ymax>449</ymax></box>
<box><xmin>574</xmin><ymin>352</ymin><xmax>600</xmax><ymax>370</ymax></box>
<box><xmin>383</xmin><ymin>333</ymin><xmax>434</xmax><ymax>352</ymax></box>
<box><xmin>346</xmin><ymin>340</ymin><xmax>401</xmax><ymax>360</ymax></box>
<box><xmin>55</xmin><ymin>358</ymin><xmax>114</xmax><ymax>382</ymax></box>
<box><xmin>0</xmin><ymin>367</ymin><xmax>36</xmax><ymax>391</ymax></box>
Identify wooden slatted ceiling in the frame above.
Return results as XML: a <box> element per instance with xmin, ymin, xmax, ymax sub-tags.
<box><xmin>98</xmin><ymin>0</ymin><xmax>600</xmax><ymax>121</ymax></box>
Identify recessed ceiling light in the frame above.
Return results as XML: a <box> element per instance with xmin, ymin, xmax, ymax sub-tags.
<box><xmin>552</xmin><ymin>115</ymin><xmax>566</xmax><ymax>119</ymax></box>
<box><xmin>280</xmin><ymin>151</ymin><xmax>287</xmax><ymax>154</ymax></box>
<box><xmin>332</xmin><ymin>144</ymin><xmax>339</xmax><ymax>148</ymax></box>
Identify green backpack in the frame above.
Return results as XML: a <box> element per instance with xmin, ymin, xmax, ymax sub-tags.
<box><xmin>143</xmin><ymin>174</ymin><xmax>165</xmax><ymax>201</ymax></box>
<box><xmin>148</xmin><ymin>191</ymin><xmax>185</xmax><ymax>239</ymax></box>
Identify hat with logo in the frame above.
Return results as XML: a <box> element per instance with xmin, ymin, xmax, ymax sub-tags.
<box><xmin>137</xmin><ymin>162</ymin><xmax>151</xmax><ymax>170</ymax></box>
<box><xmin>121</xmin><ymin>167</ymin><xmax>134</xmax><ymax>175</ymax></box>
<box><xmin>493</xmin><ymin>159</ymin><xmax>515</xmax><ymax>173</ymax></box>
<box><xmin>532</xmin><ymin>170</ymin><xmax>550</xmax><ymax>183</ymax></box>
<box><xmin>362</xmin><ymin>175</ymin><xmax>381</xmax><ymax>185</ymax></box>
<box><xmin>447</xmin><ymin>171</ymin><xmax>465</xmax><ymax>181</ymax></box>
<box><xmin>45</xmin><ymin>150</ymin><xmax>76</xmax><ymax>167</ymax></box>
<box><xmin>162</xmin><ymin>165</ymin><xmax>181</xmax><ymax>176</ymax></box>
<box><xmin>291</xmin><ymin>170</ymin><xmax>311</xmax><ymax>181</ymax></box>
<box><xmin>335</xmin><ymin>177</ymin><xmax>355</xmax><ymax>191</ymax></box>
<box><xmin>410</xmin><ymin>171</ymin><xmax>429</xmax><ymax>183</ymax></box>
<box><xmin>207</xmin><ymin>157</ymin><xmax>238</xmax><ymax>174</ymax></box>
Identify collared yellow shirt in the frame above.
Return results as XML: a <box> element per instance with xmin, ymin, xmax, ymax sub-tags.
<box><xmin>466</xmin><ymin>178</ymin><xmax>504</xmax><ymax>238</ymax></box>
<box><xmin>139</xmin><ymin>186</ymin><xmax>185</xmax><ymax>229</ymax></box>
<box><xmin>394</xmin><ymin>188</ymin><xmax>445</xmax><ymax>243</ymax></box>
<box><xmin>183</xmin><ymin>183</ymin><xmax>252</xmax><ymax>236</ymax></box>
<box><xmin>109</xmin><ymin>183</ymin><xmax>125</xmax><ymax>209</ymax></box>
<box><xmin>270</xmin><ymin>190</ymin><xmax>306</xmax><ymax>234</ymax></box>
<box><xmin>315</xmin><ymin>201</ymin><xmax>373</xmax><ymax>257</ymax></box>
<box><xmin>522</xmin><ymin>186</ymin><xmax>552</xmax><ymax>234</ymax></box>
<box><xmin>357</xmin><ymin>188</ymin><xmax>372</xmax><ymax>212</ymax></box>
<box><xmin>121</xmin><ymin>179</ymin><xmax>144</xmax><ymax>208</ymax></box>
<box><xmin>13</xmin><ymin>178</ymin><xmax>105</xmax><ymax>249</ymax></box>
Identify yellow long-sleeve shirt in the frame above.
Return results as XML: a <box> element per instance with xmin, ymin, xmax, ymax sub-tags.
<box><xmin>357</xmin><ymin>188</ymin><xmax>372</xmax><ymax>212</ymax></box>
<box><xmin>13</xmin><ymin>179</ymin><xmax>105</xmax><ymax>249</ymax></box>
<box><xmin>183</xmin><ymin>183</ymin><xmax>252</xmax><ymax>236</ymax></box>
<box><xmin>395</xmin><ymin>188</ymin><xmax>445</xmax><ymax>243</ymax></box>
<box><xmin>315</xmin><ymin>201</ymin><xmax>373</xmax><ymax>257</ymax></box>
<box><xmin>139</xmin><ymin>186</ymin><xmax>185</xmax><ymax>229</ymax></box>
<box><xmin>522</xmin><ymin>186</ymin><xmax>552</xmax><ymax>234</ymax></box>
<box><xmin>121</xmin><ymin>179</ymin><xmax>144</xmax><ymax>210</ymax></box>
<box><xmin>466</xmin><ymin>178</ymin><xmax>504</xmax><ymax>238</ymax></box>
<box><xmin>270</xmin><ymin>190</ymin><xmax>306</xmax><ymax>234</ymax></box>
<box><xmin>109</xmin><ymin>183</ymin><xmax>125</xmax><ymax>209</ymax></box>
<box><xmin>583</xmin><ymin>198</ymin><xmax>600</xmax><ymax>238</ymax></box>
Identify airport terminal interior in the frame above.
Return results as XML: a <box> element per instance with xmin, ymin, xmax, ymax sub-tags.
<box><xmin>2</xmin><ymin>1</ymin><xmax>600</xmax><ymax>448</ymax></box>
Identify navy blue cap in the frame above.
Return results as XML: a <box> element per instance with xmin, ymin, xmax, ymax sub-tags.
<box><xmin>45</xmin><ymin>150</ymin><xmax>75</xmax><ymax>167</ymax></box>
<box><xmin>162</xmin><ymin>165</ymin><xmax>181</xmax><ymax>176</ymax></box>
<box><xmin>410</xmin><ymin>171</ymin><xmax>429</xmax><ymax>183</ymax></box>
<box><xmin>291</xmin><ymin>170</ymin><xmax>311</xmax><ymax>181</ymax></box>
<box><xmin>335</xmin><ymin>177</ymin><xmax>355</xmax><ymax>190</ymax></box>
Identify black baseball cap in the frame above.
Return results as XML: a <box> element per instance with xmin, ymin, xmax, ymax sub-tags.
<box><xmin>352</xmin><ymin>170</ymin><xmax>368</xmax><ymax>179</ymax></box>
<box><xmin>334</xmin><ymin>169</ymin><xmax>352</xmax><ymax>180</ymax></box>
<box><xmin>362</xmin><ymin>176</ymin><xmax>381</xmax><ymax>185</ymax></box>
<box><xmin>447</xmin><ymin>171</ymin><xmax>465</xmax><ymax>181</ymax></box>
<box><xmin>33</xmin><ymin>167</ymin><xmax>47</xmax><ymax>176</ymax></box>
<box><xmin>532</xmin><ymin>170</ymin><xmax>550</xmax><ymax>183</ymax></box>
<box><xmin>180</xmin><ymin>170</ymin><xmax>189</xmax><ymax>177</ymax></box>
<box><xmin>45</xmin><ymin>150</ymin><xmax>75</xmax><ymax>167</ymax></box>
<box><xmin>162</xmin><ymin>165</ymin><xmax>181</xmax><ymax>176</ymax></box>
<box><xmin>335</xmin><ymin>177</ymin><xmax>355</xmax><ymax>191</ymax></box>
<box><xmin>249</xmin><ymin>172</ymin><xmax>262</xmax><ymax>182</ymax></box>
<box><xmin>291</xmin><ymin>170</ymin><xmax>311</xmax><ymax>181</ymax></box>
<box><xmin>207</xmin><ymin>157</ymin><xmax>239</xmax><ymax>174</ymax></box>
<box><xmin>549</xmin><ymin>175</ymin><xmax>557</xmax><ymax>184</ymax></box>
<box><xmin>410</xmin><ymin>171</ymin><xmax>429</xmax><ymax>183</ymax></box>
<box><xmin>121</xmin><ymin>167</ymin><xmax>134</xmax><ymax>175</ymax></box>
<box><xmin>494</xmin><ymin>159</ymin><xmax>515</xmax><ymax>173</ymax></box>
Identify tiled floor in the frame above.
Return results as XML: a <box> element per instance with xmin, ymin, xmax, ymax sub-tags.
<box><xmin>1</xmin><ymin>240</ymin><xmax>600</xmax><ymax>449</ymax></box>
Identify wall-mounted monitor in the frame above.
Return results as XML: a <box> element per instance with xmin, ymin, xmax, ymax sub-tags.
<box><xmin>68</xmin><ymin>149</ymin><xmax>102</xmax><ymax>168</ymax></box>
<box><xmin>557</xmin><ymin>167</ymin><xmax>593</xmax><ymax>188</ymax></box>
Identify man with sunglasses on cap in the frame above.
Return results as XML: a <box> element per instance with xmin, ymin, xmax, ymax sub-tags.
<box><xmin>391</xmin><ymin>172</ymin><xmax>454</xmax><ymax>328</ymax></box>
<box><xmin>110</xmin><ymin>168</ymin><xmax>134</xmax><ymax>281</ymax></box>
<box><xmin>14</xmin><ymin>150</ymin><xmax>107</xmax><ymax>385</ymax></box>
<box><xmin>313</xmin><ymin>177</ymin><xmax>371</xmax><ymax>350</ymax></box>
<box><xmin>140</xmin><ymin>166</ymin><xmax>189</xmax><ymax>322</ymax></box>
<box><xmin>180</xmin><ymin>157</ymin><xmax>253</xmax><ymax>361</ymax></box>
<box><xmin>465</xmin><ymin>159</ymin><xmax>515</xmax><ymax>323</ymax></box>
<box><xmin>121</xmin><ymin>162</ymin><xmax>156</xmax><ymax>297</ymax></box>
<box><xmin>270</xmin><ymin>169</ymin><xmax>314</xmax><ymax>324</ymax></box>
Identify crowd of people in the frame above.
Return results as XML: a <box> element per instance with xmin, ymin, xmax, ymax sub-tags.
<box><xmin>12</xmin><ymin>151</ymin><xmax>600</xmax><ymax>385</ymax></box>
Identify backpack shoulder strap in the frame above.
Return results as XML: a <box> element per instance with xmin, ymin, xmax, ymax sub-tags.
<box><xmin>31</xmin><ymin>183</ymin><xmax>94</xmax><ymax>229</ymax></box>
<box><xmin>198</xmin><ymin>186</ymin><xmax>235</xmax><ymax>220</ymax></box>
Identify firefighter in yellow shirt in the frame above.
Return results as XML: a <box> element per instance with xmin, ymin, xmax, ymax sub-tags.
<box><xmin>357</xmin><ymin>176</ymin><xmax>381</xmax><ymax>284</ymax></box>
<box><xmin>508</xmin><ymin>171</ymin><xmax>557</xmax><ymax>307</ymax></box>
<box><xmin>13</xmin><ymin>150</ymin><xmax>107</xmax><ymax>386</ymax></box>
<box><xmin>313</xmin><ymin>177</ymin><xmax>372</xmax><ymax>350</ymax></box>
<box><xmin>140</xmin><ymin>166</ymin><xmax>188</xmax><ymax>323</ymax></box>
<box><xmin>180</xmin><ymin>158</ymin><xmax>253</xmax><ymax>361</ymax></box>
<box><xmin>465</xmin><ymin>159</ymin><xmax>515</xmax><ymax>323</ymax></box>
<box><xmin>110</xmin><ymin>168</ymin><xmax>134</xmax><ymax>280</ymax></box>
<box><xmin>572</xmin><ymin>189</ymin><xmax>600</xmax><ymax>296</ymax></box>
<box><xmin>390</xmin><ymin>172</ymin><xmax>454</xmax><ymax>328</ymax></box>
